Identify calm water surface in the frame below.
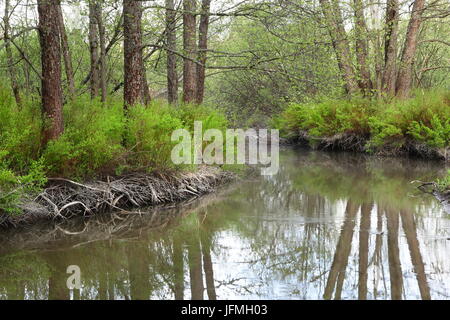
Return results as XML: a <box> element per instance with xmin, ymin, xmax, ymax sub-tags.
<box><xmin>0</xmin><ymin>148</ymin><xmax>449</xmax><ymax>300</ymax></box>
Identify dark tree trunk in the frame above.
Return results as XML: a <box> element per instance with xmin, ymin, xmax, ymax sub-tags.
<box><xmin>396</xmin><ymin>0</ymin><xmax>426</xmax><ymax>98</ymax></box>
<box><xmin>382</xmin><ymin>0</ymin><xmax>399</xmax><ymax>95</ymax></box>
<box><xmin>182</xmin><ymin>0</ymin><xmax>197</xmax><ymax>103</ymax></box>
<box><xmin>353</xmin><ymin>0</ymin><xmax>372</xmax><ymax>94</ymax></box>
<box><xmin>399</xmin><ymin>209</ymin><xmax>431</xmax><ymax>300</ymax></box>
<box><xmin>56</xmin><ymin>2</ymin><xmax>75</xmax><ymax>99</ymax></box>
<box><xmin>37</xmin><ymin>0</ymin><xmax>64</xmax><ymax>145</ymax></box>
<box><xmin>358</xmin><ymin>202</ymin><xmax>372</xmax><ymax>300</ymax></box>
<box><xmin>324</xmin><ymin>201</ymin><xmax>359</xmax><ymax>299</ymax></box>
<box><xmin>3</xmin><ymin>0</ymin><xmax>22</xmax><ymax>108</ymax></box>
<box><xmin>166</xmin><ymin>0</ymin><xmax>178</xmax><ymax>104</ymax></box>
<box><xmin>123</xmin><ymin>0</ymin><xmax>145</xmax><ymax>108</ymax></box>
<box><xmin>173</xmin><ymin>236</ymin><xmax>185</xmax><ymax>300</ymax></box>
<box><xmin>196</xmin><ymin>0</ymin><xmax>211</xmax><ymax>104</ymax></box>
<box><xmin>319</xmin><ymin>0</ymin><xmax>360</xmax><ymax>95</ymax></box>
<box><xmin>89</xmin><ymin>0</ymin><xmax>100</xmax><ymax>99</ymax></box>
<box><xmin>200</xmin><ymin>228</ymin><xmax>216</xmax><ymax>300</ymax></box>
<box><xmin>96</xmin><ymin>1</ymin><xmax>107</xmax><ymax>102</ymax></box>
<box><xmin>385</xmin><ymin>208</ymin><xmax>403</xmax><ymax>300</ymax></box>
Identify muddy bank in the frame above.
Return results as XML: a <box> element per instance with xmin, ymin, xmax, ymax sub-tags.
<box><xmin>0</xmin><ymin>166</ymin><xmax>235</xmax><ymax>229</ymax></box>
<box><xmin>284</xmin><ymin>130</ymin><xmax>449</xmax><ymax>161</ymax></box>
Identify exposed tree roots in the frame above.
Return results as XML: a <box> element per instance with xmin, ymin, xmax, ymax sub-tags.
<box><xmin>0</xmin><ymin>185</ymin><xmax>237</xmax><ymax>254</ymax></box>
<box><xmin>0</xmin><ymin>166</ymin><xmax>235</xmax><ymax>228</ymax></box>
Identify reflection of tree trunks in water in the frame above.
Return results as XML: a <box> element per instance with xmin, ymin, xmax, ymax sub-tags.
<box><xmin>173</xmin><ymin>236</ymin><xmax>185</xmax><ymax>300</ymax></box>
<box><xmin>126</xmin><ymin>243</ymin><xmax>150</xmax><ymax>300</ymax></box>
<box><xmin>399</xmin><ymin>210</ymin><xmax>431</xmax><ymax>300</ymax></box>
<box><xmin>187</xmin><ymin>233</ymin><xmax>204</xmax><ymax>300</ymax></box>
<box><xmin>385</xmin><ymin>208</ymin><xmax>403</xmax><ymax>300</ymax></box>
<box><xmin>373</xmin><ymin>206</ymin><xmax>386</xmax><ymax>299</ymax></box>
<box><xmin>73</xmin><ymin>288</ymin><xmax>80</xmax><ymax>300</ymax></box>
<box><xmin>358</xmin><ymin>202</ymin><xmax>373</xmax><ymax>300</ymax></box>
<box><xmin>98</xmin><ymin>270</ymin><xmax>107</xmax><ymax>300</ymax></box>
<box><xmin>324</xmin><ymin>200</ymin><xmax>359</xmax><ymax>299</ymax></box>
<box><xmin>8</xmin><ymin>281</ymin><xmax>25</xmax><ymax>300</ymax></box>
<box><xmin>43</xmin><ymin>252</ymin><xmax>70</xmax><ymax>300</ymax></box>
<box><xmin>200</xmin><ymin>228</ymin><xmax>217</xmax><ymax>300</ymax></box>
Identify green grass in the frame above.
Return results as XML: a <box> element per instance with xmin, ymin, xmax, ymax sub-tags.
<box><xmin>275</xmin><ymin>90</ymin><xmax>450</xmax><ymax>150</ymax></box>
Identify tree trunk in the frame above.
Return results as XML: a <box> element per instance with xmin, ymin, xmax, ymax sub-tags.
<box><xmin>96</xmin><ymin>1</ymin><xmax>107</xmax><ymax>103</ymax></box>
<box><xmin>385</xmin><ymin>208</ymin><xmax>403</xmax><ymax>300</ymax></box>
<box><xmin>396</xmin><ymin>0</ymin><xmax>426</xmax><ymax>98</ymax></box>
<box><xmin>319</xmin><ymin>0</ymin><xmax>360</xmax><ymax>95</ymax></box>
<box><xmin>196</xmin><ymin>0</ymin><xmax>211</xmax><ymax>104</ymax></box>
<box><xmin>200</xmin><ymin>229</ymin><xmax>217</xmax><ymax>300</ymax></box>
<box><xmin>123</xmin><ymin>0</ymin><xmax>145</xmax><ymax>108</ymax></box>
<box><xmin>56</xmin><ymin>2</ymin><xmax>75</xmax><ymax>99</ymax></box>
<box><xmin>89</xmin><ymin>0</ymin><xmax>100</xmax><ymax>99</ymax></box>
<box><xmin>187</xmin><ymin>234</ymin><xmax>204</xmax><ymax>300</ymax></box>
<box><xmin>3</xmin><ymin>0</ymin><xmax>22</xmax><ymax>108</ymax></box>
<box><xmin>173</xmin><ymin>236</ymin><xmax>185</xmax><ymax>300</ymax></box>
<box><xmin>166</xmin><ymin>0</ymin><xmax>178</xmax><ymax>104</ymax></box>
<box><xmin>382</xmin><ymin>0</ymin><xmax>399</xmax><ymax>95</ymax></box>
<box><xmin>324</xmin><ymin>201</ymin><xmax>359</xmax><ymax>299</ymax></box>
<box><xmin>182</xmin><ymin>0</ymin><xmax>197</xmax><ymax>103</ymax></box>
<box><xmin>353</xmin><ymin>0</ymin><xmax>372</xmax><ymax>94</ymax></box>
<box><xmin>399</xmin><ymin>209</ymin><xmax>431</xmax><ymax>300</ymax></box>
<box><xmin>37</xmin><ymin>0</ymin><xmax>64</xmax><ymax>145</ymax></box>
<box><xmin>358</xmin><ymin>202</ymin><xmax>372</xmax><ymax>300</ymax></box>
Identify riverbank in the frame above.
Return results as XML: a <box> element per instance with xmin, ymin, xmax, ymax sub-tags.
<box><xmin>0</xmin><ymin>165</ymin><xmax>236</xmax><ymax>228</ymax></box>
<box><xmin>0</xmin><ymin>90</ymin><xmax>230</xmax><ymax>220</ymax></box>
<box><xmin>275</xmin><ymin>90</ymin><xmax>450</xmax><ymax>161</ymax></box>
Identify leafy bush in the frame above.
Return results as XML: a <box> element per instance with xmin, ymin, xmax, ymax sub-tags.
<box><xmin>0</xmin><ymin>86</ymin><xmax>41</xmax><ymax>172</ymax></box>
<box><xmin>0</xmin><ymin>89</ymin><xmax>228</xmax><ymax>215</ymax></box>
<box><xmin>0</xmin><ymin>160</ymin><xmax>47</xmax><ymax>214</ymax></box>
<box><xmin>126</xmin><ymin>102</ymin><xmax>185</xmax><ymax>171</ymax></box>
<box><xmin>369</xmin><ymin>91</ymin><xmax>450</xmax><ymax>148</ymax></box>
<box><xmin>277</xmin><ymin>90</ymin><xmax>450</xmax><ymax>150</ymax></box>
<box><xmin>276</xmin><ymin>98</ymin><xmax>375</xmax><ymax>138</ymax></box>
<box><xmin>42</xmin><ymin>96</ymin><xmax>125</xmax><ymax>178</ymax></box>
<box><xmin>436</xmin><ymin>170</ymin><xmax>450</xmax><ymax>191</ymax></box>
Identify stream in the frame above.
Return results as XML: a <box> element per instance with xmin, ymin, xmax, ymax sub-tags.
<box><xmin>0</xmin><ymin>148</ymin><xmax>449</xmax><ymax>300</ymax></box>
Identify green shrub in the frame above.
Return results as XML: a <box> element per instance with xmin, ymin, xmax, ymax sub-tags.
<box><xmin>0</xmin><ymin>160</ymin><xmax>47</xmax><ymax>214</ymax></box>
<box><xmin>126</xmin><ymin>101</ymin><xmax>185</xmax><ymax>171</ymax></box>
<box><xmin>0</xmin><ymin>86</ymin><xmax>41</xmax><ymax>172</ymax></box>
<box><xmin>369</xmin><ymin>90</ymin><xmax>450</xmax><ymax>148</ymax></box>
<box><xmin>276</xmin><ymin>97</ymin><xmax>374</xmax><ymax>138</ymax></box>
<box><xmin>277</xmin><ymin>90</ymin><xmax>450</xmax><ymax>149</ymax></box>
<box><xmin>436</xmin><ymin>170</ymin><xmax>450</xmax><ymax>191</ymax></box>
<box><xmin>0</xmin><ymin>87</ymin><xmax>229</xmax><ymax>214</ymax></box>
<box><xmin>42</xmin><ymin>96</ymin><xmax>125</xmax><ymax>178</ymax></box>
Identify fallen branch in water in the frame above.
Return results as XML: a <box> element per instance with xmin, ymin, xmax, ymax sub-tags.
<box><xmin>412</xmin><ymin>180</ymin><xmax>450</xmax><ymax>214</ymax></box>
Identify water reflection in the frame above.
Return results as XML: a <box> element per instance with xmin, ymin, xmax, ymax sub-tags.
<box><xmin>0</xmin><ymin>148</ymin><xmax>449</xmax><ymax>300</ymax></box>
